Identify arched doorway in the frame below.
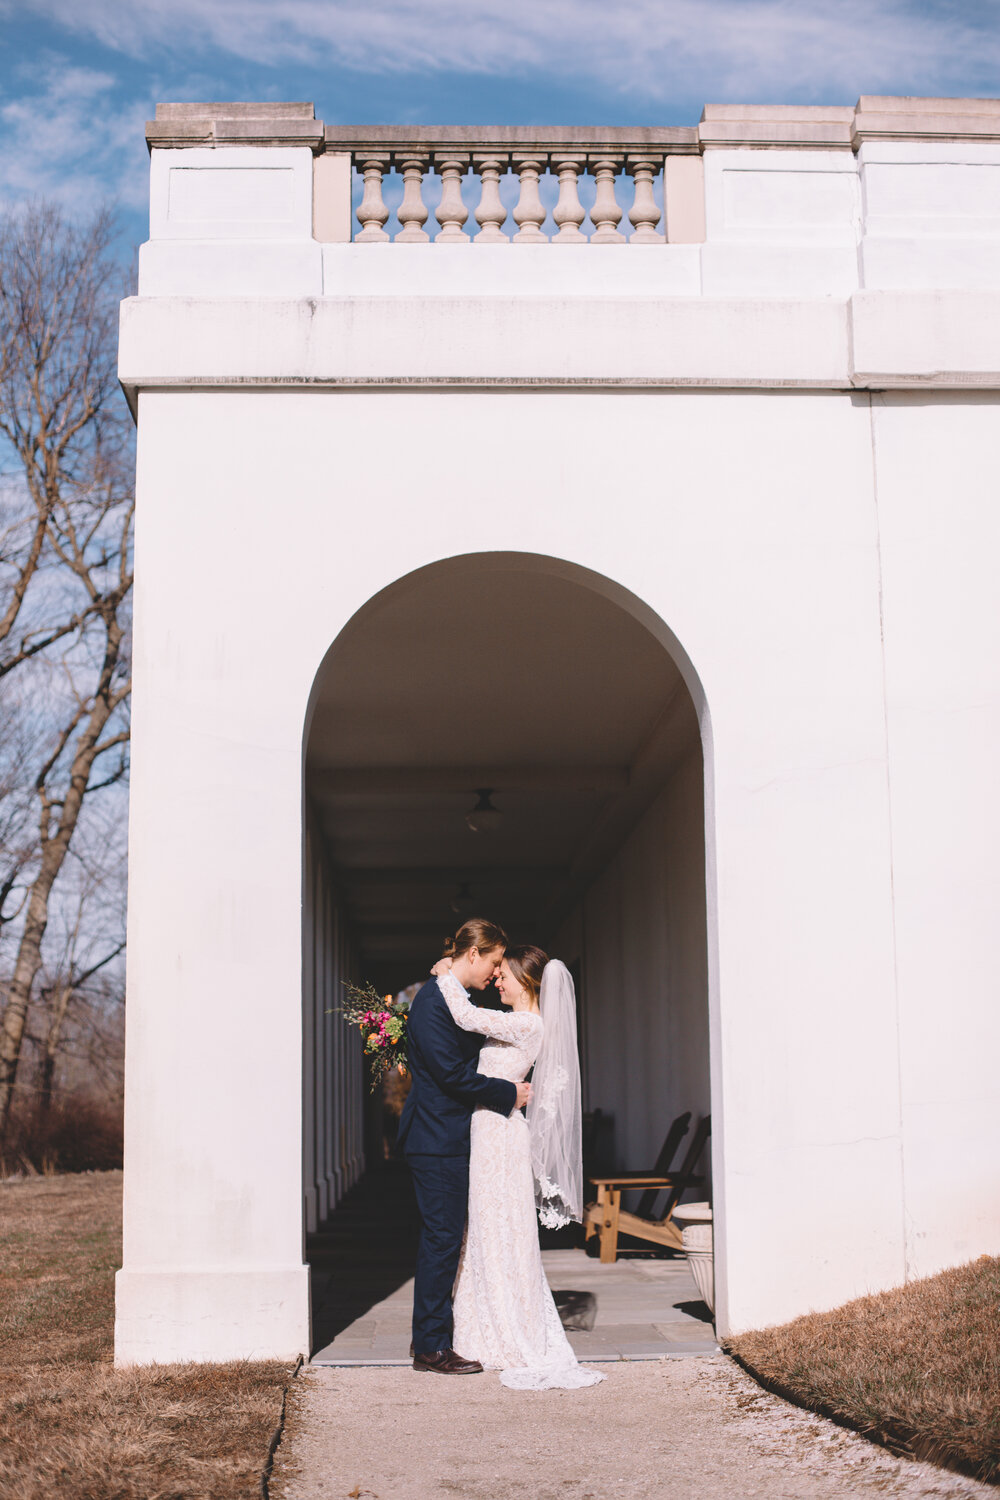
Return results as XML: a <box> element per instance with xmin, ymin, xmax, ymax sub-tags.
<box><xmin>301</xmin><ymin>553</ymin><xmax>715</xmax><ymax>1353</ymax></box>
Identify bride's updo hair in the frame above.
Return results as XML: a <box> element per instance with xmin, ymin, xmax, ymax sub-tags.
<box><xmin>504</xmin><ymin>944</ymin><xmax>549</xmax><ymax>1004</ymax></box>
<box><xmin>442</xmin><ymin>917</ymin><xmax>508</xmax><ymax>960</ymax></box>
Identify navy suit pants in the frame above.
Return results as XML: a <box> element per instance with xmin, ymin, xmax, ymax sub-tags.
<box><xmin>407</xmin><ymin>1152</ymin><xmax>469</xmax><ymax>1355</ymax></box>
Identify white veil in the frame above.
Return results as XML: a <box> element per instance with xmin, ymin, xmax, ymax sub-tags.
<box><xmin>526</xmin><ymin>959</ymin><xmax>583</xmax><ymax>1228</ymax></box>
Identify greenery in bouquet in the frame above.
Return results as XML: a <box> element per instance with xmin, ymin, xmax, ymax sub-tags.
<box><xmin>337</xmin><ymin>979</ymin><xmax>409</xmax><ymax>1090</ymax></box>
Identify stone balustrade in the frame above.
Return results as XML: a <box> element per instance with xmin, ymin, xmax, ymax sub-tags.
<box><xmin>145</xmin><ymin>111</ymin><xmax>706</xmax><ymax>246</ymax></box>
<box><xmin>320</xmin><ymin>130</ymin><xmax>699</xmax><ymax>244</ymax></box>
<box><xmin>354</xmin><ymin>155</ymin><xmax>660</xmax><ymax>244</ymax></box>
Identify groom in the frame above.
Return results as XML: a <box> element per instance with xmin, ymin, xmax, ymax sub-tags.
<box><xmin>397</xmin><ymin>920</ymin><xmax>530</xmax><ymax>1373</ymax></box>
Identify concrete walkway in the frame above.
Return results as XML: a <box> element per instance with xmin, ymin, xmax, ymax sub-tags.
<box><xmin>271</xmin><ymin>1360</ymin><xmax>993</xmax><ymax>1500</ymax></box>
<box><xmin>294</xmin><ymin>1171</ymin><xmax>991</xmax><ymax>1498</ymax></box>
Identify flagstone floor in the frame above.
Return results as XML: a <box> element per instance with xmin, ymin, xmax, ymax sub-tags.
<box><xmin>309</xmin><ymin>1165</ymin><xmax>716</xmax><ymax>1366</ymax></box>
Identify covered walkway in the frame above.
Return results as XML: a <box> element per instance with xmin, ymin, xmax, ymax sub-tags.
<box><xmin>302</xmin><ymin>553</ymin><xmax>713</xmax><ymax>1350</ymax></box>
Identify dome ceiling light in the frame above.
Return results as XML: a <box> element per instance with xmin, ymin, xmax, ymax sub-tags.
<box><xmin>465</xmin><ymin>787</ymin><xmax>502</xmax><ymax>834</ymax></box>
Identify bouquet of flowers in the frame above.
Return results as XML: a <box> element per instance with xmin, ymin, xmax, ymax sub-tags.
<box><xmin>338</xmin><ymin>980</ymin><xmax>409</xmax><ymax>1090</ymax></box>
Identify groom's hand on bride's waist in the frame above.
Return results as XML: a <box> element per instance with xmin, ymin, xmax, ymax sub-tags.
<box><xmin>515</xmin><ymin>1082</ymin><xmax>531</xmax><ymax>1109</ymax></box>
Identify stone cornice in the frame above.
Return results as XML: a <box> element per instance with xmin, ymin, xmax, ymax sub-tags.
<box><xmin>145</xmin><ymin>97</ymin><xmax>1000</xmax><ymax>157</ymax></box>
<box><xmin>698</xmin><ymin>104</ymin><xmax>856</xmax><ymax>150</ymax></box>
<box><xmin>117</xmin><ymin>290</ymin><xmax>1000</xmax><ymax>419</ymax></box>
<box><xmin>852</xmin><ymin>94</ymin><xmax>1000</xmax><ymax>145</ymax></box>
<box><xmin>146</xmin><ymin>102</ymin><xmax>324</xmax><ymax>152</ymax></box>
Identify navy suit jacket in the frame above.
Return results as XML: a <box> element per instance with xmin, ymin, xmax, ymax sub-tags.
<box><xmin>397</xmin><ymin>978</ymin><xmax>517</xmax><ymax>1156</ymax></box>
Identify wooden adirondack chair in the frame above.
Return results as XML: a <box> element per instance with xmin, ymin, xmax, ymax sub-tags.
<box><xmin>584</xmin><ymin>1114</ymin><xmax>710</xmax><ymax>1263</ymax></box>
<box><xmin>582</xmin><ymin>1109</ymin><xmax>692</xmax><ymax>1258</ymax></box>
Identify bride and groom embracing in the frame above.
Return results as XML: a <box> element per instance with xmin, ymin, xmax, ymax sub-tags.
<box><xmin>397</xmin><ymin>917</ymin><xmax>605</xmax><ymax>1391</ymax></box>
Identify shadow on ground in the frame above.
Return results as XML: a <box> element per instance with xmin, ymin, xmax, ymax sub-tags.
<box><xmin>674</xmin><ymin>1298</ymin><xmax>714</xmax><ymax>1323</ymax></box>
<box><xmin>308</xmin><ymin>1164</ymin><xmax>420</xmax><ymax>1353</ymax></box>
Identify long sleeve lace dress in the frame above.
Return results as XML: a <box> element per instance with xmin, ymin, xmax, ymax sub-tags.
<box><xmin>438</xmin><ymin>972</ymin><xmax>604</xmax><ymax>1391</ymax></box>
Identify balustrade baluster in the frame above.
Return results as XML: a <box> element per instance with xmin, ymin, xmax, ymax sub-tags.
<box><xmin>355</xmin><ymin>156</ymin><xmax>391</xmax><ymax>242</ymax></box>
<box><xmin>512</xmin><ymin>157</ymin><xmax>548</xmax><ymax>243</ymax></box>
<box><xmin>589</xmin><ymin>156</ymin><xmax>626</xmax><ymax>243</ymax></box>
<box><xmin>473</xmin><ymin>156</ymin><xmax>510</xmax><ymax>242</ymax></box>
<box><xmin>627</xmin><ymin>156</ymin><xmax>663</xmax><ymax>243</ymax></box>
<box><xmin>395</xmin><ymin>155</ymin><xmax>430</xmax><ymax>242</ymax></box>
<box><xmin>433</xmin><ymin>154</ymin><xmax>471</xmax><ymax>242</ymax></box>
<box><xmin>552</xmin><ymin>158</ymin><xmax>587</xmax><ymax>242</ymax></box>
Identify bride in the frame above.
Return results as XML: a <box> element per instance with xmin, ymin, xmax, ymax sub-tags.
<box><xmin>432</xmin><ymin>944</ymin><xmax>604</xmax><ymax>1391</ymax></box>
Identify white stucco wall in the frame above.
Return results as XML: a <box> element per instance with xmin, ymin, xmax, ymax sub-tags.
<box><xmin>113</xmin><ymin>379</ymin><xmax>1000</xmax><ymax>1359</ymax></box>
<box><xmin>870</xmin><ymin>393</ymin><xmax>1000</xmax><ymax>1282</ymax></box>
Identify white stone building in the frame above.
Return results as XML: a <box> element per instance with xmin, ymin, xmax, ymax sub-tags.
<box><xmin>115</xmin><ymin>97</ymin><xmax>1000</xmax><ymax>1365</ymax></box>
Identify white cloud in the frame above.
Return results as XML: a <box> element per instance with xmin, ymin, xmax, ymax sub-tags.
<box><xmin>9</xmin><ymin>0</ymin><xmax>1000</xmax><ymax>103</ymax></box>
<box><xmin>0</xmin><ymin>57</ymin><xmax>150</xmax><ymax>213</ymax></box>
<box><xmin>2</xmin><ymin>0</ymin><xmax>995</xmax><ymax>216</ymax></box>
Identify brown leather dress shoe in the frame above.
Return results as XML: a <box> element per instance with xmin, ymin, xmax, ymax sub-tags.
<box><xmin>412</xmin><ymin>1348</ymin><xmax>483</xmax><ymax>1374</ymax></box>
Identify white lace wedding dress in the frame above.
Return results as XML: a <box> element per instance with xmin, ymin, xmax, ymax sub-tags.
<box><xmin>439</xmin><ymin>972</ymin><xmax>604</xmax><ymax>1390</ymax></box>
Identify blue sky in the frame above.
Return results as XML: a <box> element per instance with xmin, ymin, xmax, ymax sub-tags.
<box><xmin>1</xmin><ymin>0</ymin><xmax>999</xmax><ymax>249</ymax></box>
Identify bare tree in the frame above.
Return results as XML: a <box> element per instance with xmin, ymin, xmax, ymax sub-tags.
<box><xmin>0</xmin><ymin>204</ymin><xmax>123</xmax><ymax>674</ymax></box>
<box><xmin>34</xmin><ymin>850</ymin><xmax>126</xmax><ymax>1116</ymax></box>
<box><xmin>0</xmin><ymin>683</ymin><xmax>35</xmax><ymax>927</ymax></box>
<box><xmin>0</xmin><ymin>202</ymin><xmax>132</xmax><ymax>1138</ymax></box>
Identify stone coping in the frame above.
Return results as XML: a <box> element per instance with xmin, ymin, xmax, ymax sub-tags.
<box><xmin>145</xmin><ymin>97</ymin><xmax>1000</xmax><ymax>154</ymax></box>
<box><xmin>323</xmin><ymin>125</ymin><xmax>700</xmax><ymax>157</ymax></box>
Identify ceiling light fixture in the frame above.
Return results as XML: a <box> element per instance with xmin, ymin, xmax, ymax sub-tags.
<box><xmin>465</xmin><ymin>787</ymin><xmax>502</xmax><ymax>834</ymax></box>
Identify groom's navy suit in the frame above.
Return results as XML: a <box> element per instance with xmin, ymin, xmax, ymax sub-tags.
<box><xmin>398</xmin><ymin>977</ymin><xmax>516</xmax><ymax>1355</ymax></box>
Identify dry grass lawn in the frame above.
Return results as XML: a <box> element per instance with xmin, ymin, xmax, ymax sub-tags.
<box><xmin>0</xmin><ymin>1171</ymin><xmax>292</xmax><ymax>1500</ymax></box>
<box><xmin>726</xmin><ymin>1255</ymin><xmax>1000</xmax><ymax>1485</ymax></box>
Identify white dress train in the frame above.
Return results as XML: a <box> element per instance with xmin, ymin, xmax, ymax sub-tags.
<box><xmin>439</xmin><ymin>973</ymin><xmax>604</xmax><ymax>1391</ymax></box>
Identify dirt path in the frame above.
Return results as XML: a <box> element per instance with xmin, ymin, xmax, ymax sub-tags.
<box><xmin>270</xmin><ymin>1356</ymin><xmax>992</xmax><ymax>1500</ymax></box>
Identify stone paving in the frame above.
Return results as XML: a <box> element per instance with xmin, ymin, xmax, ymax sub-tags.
<box><xmin>312</xmin><ymin>1246</ymin><xmax>717</xmax><ymax>1364</ymax></box>
<box><xmin>308</xmin><ymin>1164</ymin><xmax>716</xmax><ymax>1366</ymax></box>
